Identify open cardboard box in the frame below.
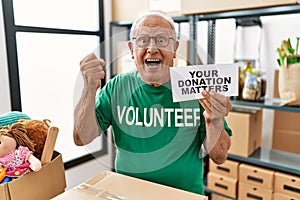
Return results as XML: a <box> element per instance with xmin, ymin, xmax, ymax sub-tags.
<box><xmin>53</xmin><ymin>171</ymin><xmax>208</xmax><ymax>200</ymax></box>
<box><xmin>0</xmin><ymin>118</ymin><xmax>64</xmax><ymax>199</ymax></box>
<box><xmin>0</xmin><ymin>151</ymin><xmax>66</xmax><ymax>200</ymax></box>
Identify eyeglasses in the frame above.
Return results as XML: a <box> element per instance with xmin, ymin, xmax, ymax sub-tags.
<box><xmin>132</xmin><ymin>34</ymin><xmax>175</xmax><ymax>48</ymax></box>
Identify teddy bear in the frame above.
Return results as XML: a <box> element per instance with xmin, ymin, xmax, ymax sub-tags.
<box><xmin>18</xmin><ymin>119</ymin><xmax>49</xmax><ymax>160</ymax></box>
<box><xmin>0</xmin><ymin>122</ymin><xmax>42</xmax><ymax>183</ymax></box>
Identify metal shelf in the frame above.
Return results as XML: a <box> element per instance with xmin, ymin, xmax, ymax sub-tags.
<box><xmin>196</xmin><ymin>4</ymin><xmax>300</xmax><ymax>20</ymax></box>
<box><xmin>231</xmin><ymin>98</ymin><xmax>300</xmax><ymax>113</ymax></box>
<box><xmin>228</xmin><ymin>147</ymin><xmax>300</xmax><ymax>176</ymax></box>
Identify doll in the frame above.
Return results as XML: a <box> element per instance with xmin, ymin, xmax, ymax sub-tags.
<box><xmin>0</xmin><ymin>122</ymin><xmax>42</xmax><ymax>183</ymax></box>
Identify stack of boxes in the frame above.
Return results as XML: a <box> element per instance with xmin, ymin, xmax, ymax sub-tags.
<box><xmin>238</xmin><ymin>164</ymin><xmax>274</xmax><ymax>199</ymax></box>
<box><xmin>208</xmin><ymin>105</ymin><xmax>300</xmax><ymax>199</ymax></box>
<box><xmin>207</xmin><ymin>159</ymin><xmax>239</xmax><ymax>199</ymax></box>
<box><xmin>208</xmin><ymin>161</ymin><xmax>300</xmax><ymax>199</ymax></box>
<box><xmin>274</xmin><ymin>172</ymin><xmax>300</xmax><ymax>199</ymax></box>
<box><xmin>207</xmin><ymin>106</ymin><xmax>262</xmax><ymax>199</ymax></box>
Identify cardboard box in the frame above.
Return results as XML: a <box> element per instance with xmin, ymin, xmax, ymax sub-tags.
<box><xmin>112</xmin><ymin>0</ymin><xmax>183</xmax><ymax>21</ymax></box>
<box><xmin>272</xmin><ymin>111</ymin><xmax>300</xmax><ymax>154</ymax></box>
<box><xmin>210</xmin><ymin>193</ymin><xmax>233</xmax><ymax>200</ymax></box>
<box><xmin>273</xmin><ymin>69</ymin><xmax>300</xmax><ymax>154</ymax></box>
<box><xmin>0</xmin><ymin>151</ymin><xmax>66</xmax><ymax>200</ymax></box>
<box><xmin>207</xmin><ymin>172</ymin><xmax>237</xmax><ymax>199</ymax></box>
<box><xmin>112</xmin><ymin>0</ymin><xmax>149</xmax><ymax>21</ymax></box>
<box><xmin>209</xmin><ymin>159</ymin><xmax>239</xmax><ymax>179</ymax></box>
<box><xmin>148</xmin><ymin>0</ymin><xmax>182</xmax><ymax>17</ymax></box>
<box><xmin>181</xmin><ymin>0</ymin><xmax>300</xmax><ymax>15</ymax></box>
<box><xmin>238</xmin><ymin>182</ymin><xmax>273</xmax><ymax>200</ymax></box>
<box><xmin>53</xmin><ymin>171</ymin><xmax>208</xmax><ymax>200</ymax></box>
<box><xmin>274</xmin><ymin>172</ymin><xmax>300</xmax><ymax>199</ymax></box>
<box><xmin>226</xmin><ymin>107</ymin><xmax>262</xmax><ymax>157</ymax></box>
<box><xmin>239</xmin><ymin>164</ymin><xmax>275</xmax><ymax>190</ymax></box>
<box><xmin>273</xmin><ymin>192</ymin><xmax>299</xmax><ymax>200</ymax></box>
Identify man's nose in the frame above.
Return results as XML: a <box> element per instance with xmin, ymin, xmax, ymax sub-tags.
<box><xmin>148</xmin><ymin>37</ymin><xmax>157</xmax><ymax>47</ymax></box>
<box><xmin>147</xmin><ymin>38</ymin><xmax>159</xmax><ymax>53</ymax></box>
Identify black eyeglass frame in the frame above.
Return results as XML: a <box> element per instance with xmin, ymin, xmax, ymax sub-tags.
<box><xmin>132</xmin><ymin>34</ymin><xmax>175</xmax><ymax>48</ymax></box>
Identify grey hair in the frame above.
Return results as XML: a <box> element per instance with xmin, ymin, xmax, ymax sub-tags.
<box><xmin>129</xmin><ymin>10</ymin><xmax>176</xmax><ymax>40</ymax></box>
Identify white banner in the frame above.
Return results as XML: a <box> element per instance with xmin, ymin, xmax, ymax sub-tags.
<box><xmin>170</xmin><ymin>64</ymin><xmax>239</xmax><ymax>102</ymax></box>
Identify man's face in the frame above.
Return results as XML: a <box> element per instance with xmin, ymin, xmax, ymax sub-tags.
<box><xmin>128</xmin><ymin>15</ymin><xmax>179</xmax><ymax>86</ymax></box>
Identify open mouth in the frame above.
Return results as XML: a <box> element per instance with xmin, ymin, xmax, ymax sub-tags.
<box><xmin>145</xmin><ymin>59</ymin><xmax>161</xmax><ymax>67</ymax></box>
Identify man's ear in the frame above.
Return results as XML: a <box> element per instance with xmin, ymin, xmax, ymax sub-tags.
<box><xmin>173</xmin><ymin>40</ymin><xmax>180</xmax><ymax>58</ymax></box>
<box><xmin>128</xmin><ymin>41</ymin><xmax>134</xmax><ymax>59</ymax></box>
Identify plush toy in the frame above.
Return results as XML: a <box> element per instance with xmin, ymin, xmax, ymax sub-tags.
<box><xmin>0</xmin><ymin>112</ymin><xmax>58</xmax><ymax>166</ymax></box>
<box><xmin>0</xmin><ymin>122</ymin><xmax>42</xmax><ymax>183</ymax></box>
<box><xmin>18</xmin><ymin>119</ymin><xmax>49</xmax><ymax>160</ymax></box>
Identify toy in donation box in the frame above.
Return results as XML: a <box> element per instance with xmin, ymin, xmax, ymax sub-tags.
<box><xmin>0</xmin><ymin>111</ymin><xmax>66</xmax><ymax>200</ymax></box>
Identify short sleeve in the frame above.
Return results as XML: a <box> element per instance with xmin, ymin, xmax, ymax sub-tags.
<box><xmin>95</xmin><ymin>79</ymin><xmax>114</xmax><ymax>134</ymax></box>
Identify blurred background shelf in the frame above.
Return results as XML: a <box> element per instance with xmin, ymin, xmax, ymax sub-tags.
<box><xmin>228</xmin><ymin>147</ymin><xmax>300</xmax><ymax>176</ymax></box>
<box><xmin>231</xmin><ymin>98</ymin><xmax>300</xmax><ymax>113</ymax></box>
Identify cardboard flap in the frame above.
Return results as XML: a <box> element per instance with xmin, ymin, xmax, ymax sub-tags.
<box><xmin>7</xmin><ymin>152</ymin><xmax>66</xmax><ymax>200</ymax></box>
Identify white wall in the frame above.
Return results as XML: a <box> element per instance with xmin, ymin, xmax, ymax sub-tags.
<box><xmin>0</xmin><ymin>1</ymin><xmax>11</xmax><ymax>113</ymax></box>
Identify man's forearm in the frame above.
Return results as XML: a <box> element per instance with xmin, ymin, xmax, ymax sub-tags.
<box><xmin>207</xmin><ymin>127</ymin><xmax>231</xmax><ymax>164</ymax></box>
<box><xmin>203</xmin><ymin>119</ymin><xmax>231</xmax><ymax>164</ymax></box>
<box><xmin>73</xmin><ymin>88</ymin><xmax>99</xmax><ymax>146</ymax></box>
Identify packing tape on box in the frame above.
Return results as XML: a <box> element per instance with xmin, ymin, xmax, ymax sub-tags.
<box><xmin>75</xmin><ymin>183</ymin><xmax>129</xmax><ymax>200</ymax></box>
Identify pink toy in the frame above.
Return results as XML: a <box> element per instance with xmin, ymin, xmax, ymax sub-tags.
<box><xmin>0</xmin><ymin>122</ymin><xmax>42</xmax><ymax>181</ymax></box>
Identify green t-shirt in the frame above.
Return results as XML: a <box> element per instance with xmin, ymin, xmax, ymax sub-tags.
<box><xmin>95</xmin><ymin>71</ymin><xmax>232</xmax><ymax>195</ymax></box>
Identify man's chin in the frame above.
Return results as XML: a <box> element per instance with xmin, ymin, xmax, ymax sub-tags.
<box><xmin>139</xmin><ymin>70</ymin><xmax>170</xmax><ymax>86</ymax></box>
<box><xmin>144</xmin><ymin>78</ymin><xmax>170</xmax><ymax>87</ymax></box>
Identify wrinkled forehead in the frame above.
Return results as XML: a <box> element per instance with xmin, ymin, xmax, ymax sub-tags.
<box><xmin>132</xmin><ymin>27</ymin><xmax>175</xmax><ymax>37</ymax></box>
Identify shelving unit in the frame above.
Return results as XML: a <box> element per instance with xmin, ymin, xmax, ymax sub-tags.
<box><xmin>231</xmin><ymin>98</ymin><xmax>300</xmax><ymax>113</ymax></box>
<box><xmin>229</xmin><ymin>147</ymin><xmax>300</xmax><ymax>176</ymax></box>
<box><xmin>187</xmin><ymin>5</ymin><xmax>300</xmax><ymax>181</ymax></box>
<box><xmin>109</xmin><ymin>4</ymin><xmax>300</xmax><ymax>197</ymax></box>
<box><xmin>191</xmin><ymin>4</ymin><xmax>300</xmax><ymax>66</ymax></box>
<box><xmin>229</xmin><ymin>97</ymin><xmax>300</xmax><ymax>177</ymax></box>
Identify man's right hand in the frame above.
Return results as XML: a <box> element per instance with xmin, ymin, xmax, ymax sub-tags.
<box><xmin>73</xmin><ymin>53</ymin><xmax>105</xmax><ymax>146</ymax></box>
<box><xmin>80</xmin><ymin>53</ymin><xmax>106</xmax><ymax>93</ymax></box>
